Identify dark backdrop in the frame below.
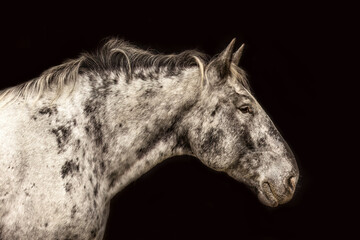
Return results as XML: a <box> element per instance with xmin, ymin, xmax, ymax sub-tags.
<box><xmin>1</xmin><ymin>1</ymin><xmax>355</xmax><ymax>239</ymax></box>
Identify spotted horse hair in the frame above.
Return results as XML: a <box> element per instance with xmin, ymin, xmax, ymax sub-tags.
<box><xmin>0</xmin><ymin>38</ymin><xmax>299</xmax><ymax>239</ymax></box>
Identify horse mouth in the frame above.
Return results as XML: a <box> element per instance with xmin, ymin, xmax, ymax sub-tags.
<box><xmin>258</xmin><ymin>181</ymin><xmax>294</xmax><ymax>207</ymax></box>
<box><xmin>258</xmin><ymin>182</ymin><xmax>279</xmax><ymax>207</ymax></box>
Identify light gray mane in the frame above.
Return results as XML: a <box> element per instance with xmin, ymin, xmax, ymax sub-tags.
<box><xmin>0</xmin><ymin>38</ymin><xmax>249</xmax><ymax>105</ymax></box>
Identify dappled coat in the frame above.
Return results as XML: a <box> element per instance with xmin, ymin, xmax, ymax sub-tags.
<box><xmin>0</xmin><ymin>38</ymin><xmax>298</xmax><ymax>239</ymax></box>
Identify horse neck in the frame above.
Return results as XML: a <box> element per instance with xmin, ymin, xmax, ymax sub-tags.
<box><xmin>90</xmin><ymin>67</ymin><xmax>201</xmax><ymax>198</ymax></box>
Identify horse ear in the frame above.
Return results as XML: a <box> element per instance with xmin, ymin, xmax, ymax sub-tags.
<box><xmin>232</xmin><ymin>43</ymin><xmax>244</xmax><ymax>66</ymax></box>
<box><xmin>216</xmin><ymin>38</ymin><xmax>236</xmax><ymax>78</ymax></box>
<box><xmin>206</xmin><ymin>39</ymin><xmax>236</xmax><ymax>85</ymax></box>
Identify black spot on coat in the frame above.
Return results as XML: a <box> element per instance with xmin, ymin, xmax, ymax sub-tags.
<box><xmin>39</xmin><ymin>106</ymin><xmax>58</xmax><ymax>116</ymax></box>
<box><xmin>71</xmin><ymin>205</ymin><xmax>77</xmax><ymax>218</ymax></box>
<box><xmin>52</xmin><ymin>125</ymin><xmax>72</xmax><ymax>152</ymax></box>
<box><xmin>201</xmin><ymin>128</ymin><xmax>224</xmax><ymax>154</ymax></box>
<box><xmin>61</xmin><ymin>160</ymin><xmax>79</xmax><ymax>178</ymax></box>
<box><xmin>94</xmin><ymin>183</ymin><xmax>99</xmax><ymax>197</ymax></box>
<box><xmin>84</xmin><ymin>102</ymin><xmax>97</xmax><ymax>116</ymax></box>
<box><xmin>85</xmin><ymin>116</ymin><xmax>103</xmax><ymax>147</ymax></box>
<box><xmin>65</xmin><ymin>182</ymin><xmax>72</xmax><ymax>192</ymax></box>
<box><xmin>108</xmin><ymin>172</ymin><xmax>119</xmax><ymax>189</ymax></box>
<box><xmin>141</xmin><ymin>88</ymin><xmax>156</xmax><ymax>98</ymax></box>
<box><xmin>100</xmin><ymin>161</ymin><xmax>106</xmax><ymax>174</ymax></box>
<box><xmin>257</xmin><ymin>137</ymin><xmax>268</xmax><ymax>148</ymax></box>
<box><xmin>242</xmin><ymin>127</ymin><xmax>255</xmax><ymax>151</ymax></box>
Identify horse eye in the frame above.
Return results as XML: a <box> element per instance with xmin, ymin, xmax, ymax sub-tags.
<box><xmin>239</xmin><ymin>105</ymin><xmax>252</xmax><ymax>114</ymax></box>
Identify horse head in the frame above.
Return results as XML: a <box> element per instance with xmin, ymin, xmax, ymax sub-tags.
<box><xmin>186</xmin><ymin>39</ymin><xmax>299</xmax><ymax>207</ymax></box>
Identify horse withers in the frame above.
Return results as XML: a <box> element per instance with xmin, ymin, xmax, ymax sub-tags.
<box><xmin>0</xmin><ymin>38</ymin><xmax>299</xmax><ymax>239</ymax></box>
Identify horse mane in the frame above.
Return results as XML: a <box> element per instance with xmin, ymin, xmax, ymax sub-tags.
<box><xmin>0</xmin><ymin>38</ymin><xmax>249</xmax><ymax>105</ymax></box>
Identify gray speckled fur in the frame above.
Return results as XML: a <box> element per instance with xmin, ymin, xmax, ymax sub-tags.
<box><xmin>0</xmin><ymin>39</ymin><xmax>299</xmax><ymax>239</ymax></box>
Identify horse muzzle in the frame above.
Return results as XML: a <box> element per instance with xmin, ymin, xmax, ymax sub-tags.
<box><xmin>257</xmin><ymin>174</ymin><xmax>298</xmax><ymax>207</ymax></box>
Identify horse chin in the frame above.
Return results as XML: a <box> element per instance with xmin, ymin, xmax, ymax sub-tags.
<box><xmin>257</xmin><ymin>182</ymin><xmax>279</xmax><ymax>207</ymax></box>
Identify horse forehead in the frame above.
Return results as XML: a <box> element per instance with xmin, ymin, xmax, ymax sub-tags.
<box><xmin>225</xmin><ymin>78</ymin><xmax>254</xmax><ymax>99</ymax></box>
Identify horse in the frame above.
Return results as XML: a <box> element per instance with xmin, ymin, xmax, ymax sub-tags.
<box><xmin>0</xmin><ymin>38</ymin><xmax>299</xmax><ymax>239</ymax></box>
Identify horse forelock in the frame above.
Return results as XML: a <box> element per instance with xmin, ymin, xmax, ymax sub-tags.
<box><xmin>0</xmin><ymin>37</ymin><xmax>250</xmax><ymax>106</ymax></box>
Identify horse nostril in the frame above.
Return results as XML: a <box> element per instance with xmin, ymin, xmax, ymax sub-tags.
<box><xmin>288</xmin><ymin>176</ymin><xmax>297</xmax><ymax>191</ymax></box>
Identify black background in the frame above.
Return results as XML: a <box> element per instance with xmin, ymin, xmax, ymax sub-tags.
<box><xmin>1</xmin><ymin>1</ymin><xmax>355</xmax><ymax>239</ymax></box>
